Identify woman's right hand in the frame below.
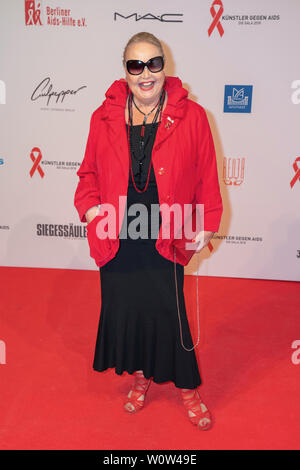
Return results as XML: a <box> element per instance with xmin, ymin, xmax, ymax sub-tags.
<box><xmin>85</xmin><ymin>205</ymin><xmax>100</xmax><ymax>224</ymax></box>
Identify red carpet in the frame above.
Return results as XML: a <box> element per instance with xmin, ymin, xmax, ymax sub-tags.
<box><xmin>0</xmin><ymin>266</ymin><xmax>299</xmax><ymax>450</ymax></box>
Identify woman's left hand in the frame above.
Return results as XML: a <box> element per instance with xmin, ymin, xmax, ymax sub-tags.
<box><xmin>192</xmin><ymin>231</ymin><xmax>215</xmax><ymax>251</ymax></box>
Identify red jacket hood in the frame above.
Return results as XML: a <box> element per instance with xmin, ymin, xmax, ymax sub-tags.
<box><xmin>100</xmin><ymin>76</ymin><xmax>188</xmax><ymax>120</ymax></box>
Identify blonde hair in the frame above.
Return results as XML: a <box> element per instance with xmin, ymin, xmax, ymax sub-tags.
<box><xmin>123</xmin><ymin>32</ymin><xmax>165</xmax><ymax>64</ymax></box>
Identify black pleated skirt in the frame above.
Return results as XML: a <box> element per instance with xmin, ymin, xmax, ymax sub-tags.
<box><xmin>92</xmin><ymin>159</ymin><xmax>201</xmax><ymax>389</ymax></box>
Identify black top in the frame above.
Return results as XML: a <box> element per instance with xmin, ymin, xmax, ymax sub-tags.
<box><xmin>126</xmin><ymin>122</ymin><xmax>159</xmax><ymax>191</ymax></box>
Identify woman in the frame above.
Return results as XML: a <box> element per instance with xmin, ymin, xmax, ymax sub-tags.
<box><xmin>74</xmin><ymin>32</ymin><xmax>223</xmax><ymax>430</ymax></box>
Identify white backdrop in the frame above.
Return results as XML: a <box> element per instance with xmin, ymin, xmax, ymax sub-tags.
<box><xmin>0</xmin><ymin>0</ymin><xmax>299</xmax><ymax>281</ymax></box>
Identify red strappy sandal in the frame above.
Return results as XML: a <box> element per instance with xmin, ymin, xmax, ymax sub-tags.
<box><xmin>124</xmin><ymin>370</ymin><xmax>152</xmax><ymax>413</ymax></box>
<box><xmin>180</xmin><ymin>388</ymin><xmax>212</xmax><ymax>430</ymax></box>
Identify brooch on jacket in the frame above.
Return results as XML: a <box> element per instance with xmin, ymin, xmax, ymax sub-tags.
<box><xmin>165</xmin><ymin>116</ymin><xmax>174</xmax><ymax>129</ymax></box>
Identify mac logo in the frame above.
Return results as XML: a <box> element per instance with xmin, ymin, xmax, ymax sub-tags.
<box><xmin>113</xmin><ymin>12</ymin><xmax>183</xmax><ymax>22</ymax></box>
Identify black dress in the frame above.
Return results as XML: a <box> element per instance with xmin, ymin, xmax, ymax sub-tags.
<box><xmin>92</xmin><ymin>122</ymin><xmax>201</xmax><ymax>389</ymax></box>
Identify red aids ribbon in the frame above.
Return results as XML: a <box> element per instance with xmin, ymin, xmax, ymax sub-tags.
<box><xmin>30</xmin><ymin>147</ymin><xmax>44</xmax><ymax>178</ymax></box>
<box><xmin>34</xmin><ymin>6</ymin><xmax>42</xmax><ymax>25</ymax></box>
<box><xmin>208</xmin><ymin>0</ymin><xmax>224</xmax><ymax>37</ymax></box>
<box><xmin>26</xmin><ymin>6</ymin><xmax>35</xmax><ymax>25</ymax></box>
<box><xmin>290</xmin><ymin>157</ymin><xmax>300</xmax><ymax>188</ymax></box>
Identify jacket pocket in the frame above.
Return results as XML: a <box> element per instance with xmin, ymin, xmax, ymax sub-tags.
<box><xmin>86</xmin><ymin>215</ymin><xmax>111</xmax><ymax>262</ymax></box>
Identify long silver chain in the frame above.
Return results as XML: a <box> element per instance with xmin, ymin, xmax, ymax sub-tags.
<box><xmin>174</xmin><ymin>246</ymin><xmax>200</xmax><ymax>351</ymax></box>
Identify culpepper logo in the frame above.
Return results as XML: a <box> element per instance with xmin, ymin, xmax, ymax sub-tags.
<box><xmin>29</xmin><ymin>147</ymin><xmax>45</xmax><ymax>178</ymax></box>
<box><xmin>223</xmin><ymin>157</ymin><xmax>245</xmax><ymax>185</ymax></box>
<box><xmin>290</xmin><ymin>157</ymin><xmax>300</xmax><ymax>188</ymax></box>
<box><xmin>208</xmin><ymin>0</ymin><xmax>224</xmax><ymax>37</ymax></box>
<box><xmin>31</xmin><ymin>77</ymin><xmax>87</xmax><ymax>107</ymax></box>
<box><xmin>25</xmin><ymin>0</ymin><xmax>42</xmax><ymax>25</ymax></box>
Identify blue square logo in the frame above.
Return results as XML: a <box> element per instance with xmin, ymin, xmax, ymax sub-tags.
<box><xmin>224</xmin><ymin>85</ymin><xmax>253</xmax><ymax>113</ymax></box>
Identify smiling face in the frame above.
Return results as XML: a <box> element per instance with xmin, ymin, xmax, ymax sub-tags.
<box><xmin>124</xmin><ymin>41</ymin><xmax>165</xmax><ymax>109</ymax></box>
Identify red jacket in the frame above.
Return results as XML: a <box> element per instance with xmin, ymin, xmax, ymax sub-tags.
<box><xmin>74</xmin><ymin>76</ymin><xmax>223</xmax><ymax>267</ymax></box>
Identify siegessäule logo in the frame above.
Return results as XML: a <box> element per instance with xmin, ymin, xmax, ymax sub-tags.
<box><xmin>224</xmin><ymin>85</ymin><xmax>253</xmax><ymax>113</ymax></box>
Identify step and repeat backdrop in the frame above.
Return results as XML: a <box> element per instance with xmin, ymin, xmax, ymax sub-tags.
<box><xmin>0</xmin><ymin>0</ymin><xmax>299</xmax><ymax>281</ymax></box>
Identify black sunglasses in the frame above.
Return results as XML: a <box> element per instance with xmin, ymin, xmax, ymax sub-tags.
<box><xmin>126</xmin><ymin>56</ymin><xmax>164</xmax><ymax>75</ymax></box>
